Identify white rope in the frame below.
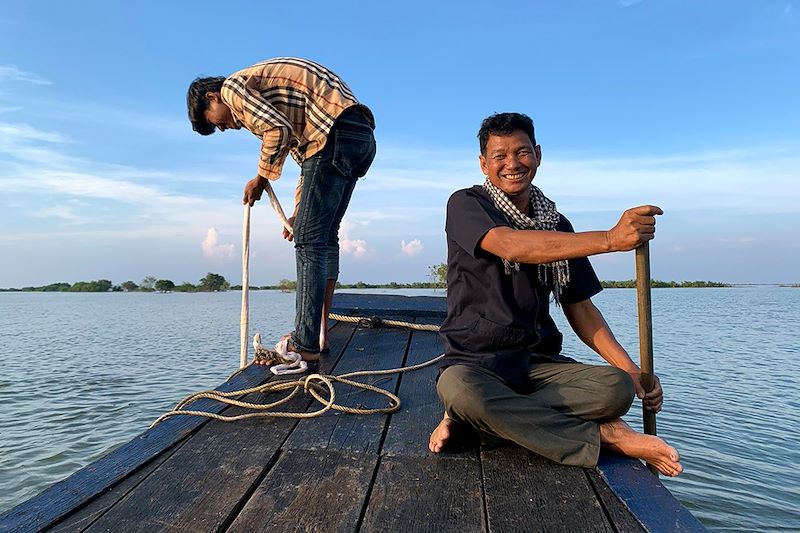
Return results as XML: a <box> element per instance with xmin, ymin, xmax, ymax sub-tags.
<box><xmin>254</xmin><ymin>333</ymin><xmax>308</xmax><ymax>376</ymax></box>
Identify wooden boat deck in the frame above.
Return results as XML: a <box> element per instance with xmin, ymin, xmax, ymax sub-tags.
<box><xmin>0</xmin><ymin>294</ymin><xmax>705</xmax><ymax>532</ymax></box>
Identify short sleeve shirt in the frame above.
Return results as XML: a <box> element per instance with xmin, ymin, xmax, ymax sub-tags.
<box><xmin>439</xmin><ymin>186</ymin><xmax>602</xmax><ymax>385</ymax></box>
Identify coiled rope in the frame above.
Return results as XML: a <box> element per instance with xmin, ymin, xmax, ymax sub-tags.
<box><xmin>152</xmin><ymin>185</ymin><xmax>443</xmax><ymax>427</ymax></box>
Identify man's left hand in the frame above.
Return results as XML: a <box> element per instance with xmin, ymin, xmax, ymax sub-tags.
<box><xmin>627</xmin><ymin>371</ymin><xmax>663</xmax><ymax>413</ymax></box>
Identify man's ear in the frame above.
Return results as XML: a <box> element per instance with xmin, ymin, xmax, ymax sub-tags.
<box><xmin>479</xmin><ymin>154</ymin><xmax>488</xmax><ymax>175</ymax></box>
<box><xmin>205</xmin><ymin>91</ymin><xmax>220</xmax><ymax>103</ymax></box>
<box><xmin>534</xmin><ymin>145</ymin><xmax>542</xmax><ymax>168</ymax></box>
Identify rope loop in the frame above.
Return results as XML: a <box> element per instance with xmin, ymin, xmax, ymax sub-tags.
<box><xmin>150</xmin><ymin>312</ymin><xmax>443</xmax><ymax>427</ymax></box>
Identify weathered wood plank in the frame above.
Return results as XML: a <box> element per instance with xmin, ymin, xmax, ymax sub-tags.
<box><xmin>47</xmin><ymin>443</ymin><xmax>184</xmax><ymax>533</ymax></box>
<box><xmin>596</xmin><ymin>453</ymin><xmax>707</xmax><ymax>533</ymax></box>
<box><xmin>80</xmin><ymin>322</ymin><xmax>358</xmax><ymax>533</ymax></box>
<box><xmin>284</xmin><ymin>318</ymin><xmax>413</xmax><ymax>454</ymax></box>
<box><xmin>360</xmin><ymin>454</ymin><xmax>485</xmax><ymax>533</ymax></box>
<box><xmin>584</xmin><ymin>467</ymin><xmax>647</xmax><ymax>533</ymax></box>
<box><xmin>332</xmin><ymin>293</ymin><xmax>446</xmax><ymax>318</ymax></box>
<box><xmin>82</xmin><ymin>392</ymin><xmax>293</xmax><ymax>532</ymax></box>
<box><xmin>481</xmin><ymin>446</ymin><xmax>613</xmax><ymax>533</ymax></box>
<box><xmin>0</xmin><ymin>363</ymin><xmax>275</xmax><ymax>533</ymax></box>
<box><xmin>43</xmin><ymin>320</ymin><xmax>354</xmax><ymax>533</ymax></box>
<box><xmin>381</xmin><ymin>326</ymin><xmax>465</xmax><ymax>458</ymax></box>
<box><xmin>227</xmin><ymin>449</ymin><xmax>376</xmax><ymax>533</ymax></box>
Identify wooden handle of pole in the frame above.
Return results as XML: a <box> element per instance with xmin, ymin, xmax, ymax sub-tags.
<box><xmin>239</xmin><ymin>204</ymin><xmax>251</xmax><ymax>369</ymax></box>
<box><xmin>635</xmin><ymin>243</ymin><xmax>658</xmax><ymax>475</ymax></box>
<box><xmin>635</xmin><ymin>242</ymin><xmax>657</xmax><ymax>436</ymax></box>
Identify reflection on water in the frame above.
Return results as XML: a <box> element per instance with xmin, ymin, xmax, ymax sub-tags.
<box><xmin>1</xmin><ymin>288</ymin><xmax>799</xmax><ymax>531</ymax></box>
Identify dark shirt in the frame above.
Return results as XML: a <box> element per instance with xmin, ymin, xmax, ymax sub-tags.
<box><xmin>439</xmin><ymin>186</ymin><xmax>602</xmax><ymax>385</ymax></box>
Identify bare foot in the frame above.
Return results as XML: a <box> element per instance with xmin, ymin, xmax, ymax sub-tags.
<box><xmin>253</xmin><ymin>335</ymin><xmax>320</xmax><ymax>365</ymax></box>
<box><xmin>600</xmin><ymin>419</ymin><xmax>683</xmax><ymax>477</ymax></box>
<box><xmin>429</xmin><ymin>413</ymin><xmax>463</xmax><ymax>453</ymax></box>
<box><xmin>287</xmin><ymin>340</ymin><xmax>320</xmax><ymax>362</ymax></box>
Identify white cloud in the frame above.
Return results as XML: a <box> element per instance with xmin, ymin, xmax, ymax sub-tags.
<box><xmin>341</xmin><ymin>238</ymin><xmax>367</xmax><ymax>257</ymax></box>
<box><xmin>0</xmin><ymin>65</ymin><xmax>51</xmax><ymax>85</ymax></box>
<box><xmin>339</xmin><ymin>218</ymin><xmax>369</xmax><ymax>258</ymax></box>
<box><xmin>201</xmin><ymin>227</ymin><xmax>235</xmax><ymax>260</ymax></box>
<box><xmin>400</xmin><ymin>238</ymin><xmax>424</xmax><ymax>256</ymax></box>
<box><xmin>538</xmin><ymin>145</ymin><xmax>800</xmax><ymax>216</ymax></box>
<box><xmin>0</xmin><ymin>122</ymin><xmax>66</xmax><ymax>144</ymax></box>
<box><xmin>32</xmin><ymin>206</ymin><xmax>88</xmax><ymax>224</ymax></box>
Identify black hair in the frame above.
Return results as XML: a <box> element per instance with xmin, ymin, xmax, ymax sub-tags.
<box><xmin>478</xmin><ymin>112</ymin><xmax>536</xmax><ymax>154</ymax></box>
<box><xmin>186</xmin><ymin>76</ymin><xmax>226</xmax><ymax>135</ymax></box>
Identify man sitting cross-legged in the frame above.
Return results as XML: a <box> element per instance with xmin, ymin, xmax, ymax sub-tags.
<box><xmin>429</xmin><ymin>112</ymin><xmax>682</xmax><ymax>477</ymax></box>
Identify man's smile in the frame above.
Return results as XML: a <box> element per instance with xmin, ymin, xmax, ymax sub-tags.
<box><xmin>501</xmin><ymin>172</ymin><xmax>528</xmax><ymax>181</ymax></box>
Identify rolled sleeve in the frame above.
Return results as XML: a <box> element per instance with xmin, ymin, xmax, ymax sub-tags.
<box><xmin>446</xmin><ymin>189</ymin><xmax>509</xmax><ymax>258</ymax></box>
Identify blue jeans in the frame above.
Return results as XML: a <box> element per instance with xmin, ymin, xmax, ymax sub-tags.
<box><xmin>291</xmin><ymin>107</ymin><xmax>376</xmax><ymax>352</ymax></box>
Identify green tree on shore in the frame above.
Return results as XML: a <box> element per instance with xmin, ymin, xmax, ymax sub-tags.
<box><xmin>199</xmin><ymin>272</ymin><xmax>229</xmax><ymax>292</ymax></box>
<box><xmin>70</xmin><ymin>279</ymin><xmax>112</xmax><ymax>292</ymax></box>
<box><xmin>429</xmin><ymin>263</ymin><xmax>447</xmax><ymax>289</ymax></box>
<box><xmin>155</xmin><ymin>279</ymin><xmax>175</xmax><ymax>292</ymax></box>
<box><xmin>277</xmin><ymin>279</ymin><xmax>296</xmax><ymax>291</ymax></box>
<box><xmin>175</xmin><ymin>282</ymin><xmax>197</xmax><ymax>292</ymax></box>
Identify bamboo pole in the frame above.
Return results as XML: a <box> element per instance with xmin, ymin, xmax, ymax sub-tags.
<box><xmin>239</xmin><ymin>204</ymin><xmax>251</xmax><ymax>369</ymax></box>
<box><xmin>635</xmin><ymin>242</ymin><xmax>658</xmax><ymax>475</ymax></box>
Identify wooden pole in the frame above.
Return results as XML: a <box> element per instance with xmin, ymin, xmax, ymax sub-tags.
<box><xmin>635</xmin><ymin>242</ymin><xmax>658</xmax><ymax>475</ymax></box>
<box><xmin>239</xmin><ymin>204</ymin><xmax>251</xmax><ymax>369</ymax></box>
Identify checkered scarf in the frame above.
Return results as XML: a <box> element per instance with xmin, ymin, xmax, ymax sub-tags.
<box><xmin>483</xmin><ymin>178</ymin><xmax>570</xmax><ymax>303</ymax></box>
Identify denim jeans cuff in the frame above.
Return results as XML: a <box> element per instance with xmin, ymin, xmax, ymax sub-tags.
<box><xmin>290</xmin><ymin>333</ymin><xmax>318</xmax><ymax>354</ymax></box>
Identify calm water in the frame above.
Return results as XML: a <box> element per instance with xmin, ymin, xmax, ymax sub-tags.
<box><xmin>1</xmin><ymin>288</ymin><xmax>798</xmax><ymax>531</ymax></box>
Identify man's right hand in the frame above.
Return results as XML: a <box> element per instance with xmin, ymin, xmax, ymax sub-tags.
<box><xmin>606</xmin><ymin>205</ymin><xmax>663</xmax><ymax>252</ymax></box>
<box><xmin>243</xmin><ymin>176</ymin><xmax>268</xmax><ymax>207</ymax></box>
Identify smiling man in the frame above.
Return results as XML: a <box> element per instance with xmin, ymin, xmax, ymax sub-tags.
<box><xmin>186</xmin><ymin>58</ymin><xmax>376</xmax><ymax>362</ymax></box>
<box><xmin>429</xmin><ymin>112</ymin><xmax>682</xmax><ymax>476</ymax></box>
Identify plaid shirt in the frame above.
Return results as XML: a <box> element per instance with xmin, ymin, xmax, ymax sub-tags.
<box><xmin>220</xmin><ymin>57</ymin><xmax>374</xmax><ymax>181</ymax></box>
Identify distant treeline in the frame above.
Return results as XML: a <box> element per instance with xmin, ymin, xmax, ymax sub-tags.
<box><xmin>600</xmin><ymin>280</ymin><xmax>730</xmax><ymax>288</ymax></box>
<box><xmin>231</xmin><ymin>280</ymin><xmax>446</xmax><ymax>291</ymax></box>
<box><xmin>1</xmin><ymin>273</ymin><xmax>230</xmax><ymax>293</ymax></box>
<box><xmin>1</xmin><ymin>276</ymin><xmax>737</xmax><ymax>292</ymax></box>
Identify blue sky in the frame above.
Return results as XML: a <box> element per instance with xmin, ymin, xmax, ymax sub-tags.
<box><xmin>1</xmin><ymin>0</ymin><xmax>798</xmax><ymax>287</ymax></box>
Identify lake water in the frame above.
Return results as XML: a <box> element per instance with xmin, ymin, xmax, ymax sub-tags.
<box><xmin>1</xmin><ymin>288</ymin><xmax>798</xmax><ymax>531</ymax></box>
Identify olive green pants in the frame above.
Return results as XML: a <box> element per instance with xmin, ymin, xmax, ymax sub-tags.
<box><xmin>436</xmin><ymin>362</ymin><xmax>634</xmax><ymax>467</ymax></box>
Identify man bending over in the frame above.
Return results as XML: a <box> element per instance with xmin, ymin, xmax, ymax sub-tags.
<box><xmin>187</xmin><ymin>58</ymin><xmax>376</xmax><ymax>360</ymax></box>
<box><xmin>429</xmin><ymin>112</ymin><xmax>682</xmax><ymax>476</ymax></box>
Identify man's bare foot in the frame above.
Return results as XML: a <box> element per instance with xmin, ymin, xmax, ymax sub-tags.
<box><xmin>287</xmin><ymin>340</ymin><xmax>320</xmax><ymax>362</ymax></box>
<box><xmin>429</xmin><ymin>413</ymin><xmax>463</xmax><ymax>453</ymax></box>
<box><xmin>600</xmin><ymin>419</ymin><xmax>683</xmax><ymax>477</ymax></box>
<box><xmin>253</xmin><ymin>335</ymin><xmax>319</xmax><ymax>365</ymax></box>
